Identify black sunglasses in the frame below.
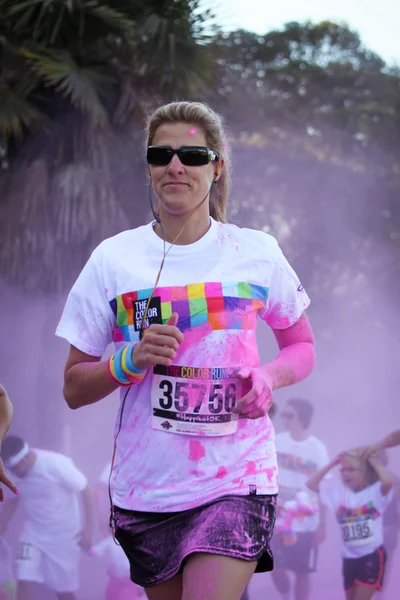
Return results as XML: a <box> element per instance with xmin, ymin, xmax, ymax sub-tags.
<box><xmin>147</xmin><ymin>145</ymin><xmax>219</xmax><ymax>167</ymax></box>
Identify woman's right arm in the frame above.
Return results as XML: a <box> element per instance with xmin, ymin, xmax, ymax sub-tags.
<box><xmin>306</xmin><ymin>455</ymin><xmax>341</xmax><ymax>493</ymax></box>
<box><xmin>63</xmin><ymin>314</ymin><xmax>183</xmax><ymax>410</ymax></box>
<box><xmin>63</xmin><ymin>347</ymin><xmax>118</xmax><ymax>410</ymax></box>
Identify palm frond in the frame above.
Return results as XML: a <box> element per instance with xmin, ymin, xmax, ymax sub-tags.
<box><xmin>0</xmin><ymin>85</ymin><xmax>46</xmax><ymax>138</ymax></box>
<box><xmin>3</xmin><ymin>0</ymin><xmax>135</xmax><ymax>45</ymax></box>
<box><xmin>21</xmin><ymin>48</ymin><xmax>112</xmax><ymax>125</ymax></box>
<box><xmin>85</xmin><ymin>1</ymin><xmax>136</xmax><ymax>32</ymax></box>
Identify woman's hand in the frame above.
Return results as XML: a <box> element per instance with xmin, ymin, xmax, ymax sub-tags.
<box><xmin>233</xmin><ymin>366</ymin><xmax>274</xmax><ymax>419</ymax></box>
<box><xmin>132</xmin><ymin>313</ymin><xmax>183</xmax><ymax>370</ymax></box>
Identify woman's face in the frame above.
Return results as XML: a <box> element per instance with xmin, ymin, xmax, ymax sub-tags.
<box><xmin>340</xmin><ymin>455</ymin><xmax>365</xmax><ymax>492</ymax></box>
<box><xmin>149</xmin><ymin>122</ymin><xmax>217</xmax><ymax>218</ymax></box>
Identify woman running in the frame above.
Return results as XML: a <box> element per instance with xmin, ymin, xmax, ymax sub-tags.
<box><xmin>307</xmin><ymin>451</ymin><xmax>393</xmax><ymax>600</ymax></box>
<box><xmin>56</xmin><ymin>101</ymin><xmax>315</xmax><ymax>600</ymax></box>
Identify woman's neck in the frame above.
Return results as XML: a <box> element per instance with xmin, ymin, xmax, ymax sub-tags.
<box><xmin>154</xmin><ymin>211</ymin><xmax>211</xmax><ymax>245</ymax></box>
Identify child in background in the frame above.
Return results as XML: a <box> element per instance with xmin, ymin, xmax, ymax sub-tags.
<box><xmin>0</xmin><ymin>537</ymin><xmax>16</xmax><ymax>600</ymax></box>
<box><xmin>307</xmin><ymin>451</ymin><xmax>393</xmax><ymax>600</ymax></box>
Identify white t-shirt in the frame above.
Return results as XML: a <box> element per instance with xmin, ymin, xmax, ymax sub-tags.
<box><xmin>12</xmin><ymin>449</ymin><xmax>87</xmax><ymax>554</ymax></box>
<box><xmin>0</xmin><ymin>538</ymin><xmax>13</xmax><ymax>585</ymax></box>
<box><xmin>320</xmin><ymin>479</ymin><xmax>393</xmax><ymax>559</ymax></box>
<box><xmin>275</xmin><ymin>432</ymin><xmax>329</xmax><ymax>532</ymax></box>
<box><xmin>56</xmin><ymin>218</ymin><xmax>310</xmax><ymax>512</ymax></box>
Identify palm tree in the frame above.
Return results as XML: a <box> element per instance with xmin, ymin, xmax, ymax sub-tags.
<box><xmin>0</xmin><ymin>0</ymin><xmax>217</xmax><ymax>453</ymax></box>
<box><xmin>0</xmin><ymin>0</ymin><xmax>216</xmax><ymax>293</ymax></box>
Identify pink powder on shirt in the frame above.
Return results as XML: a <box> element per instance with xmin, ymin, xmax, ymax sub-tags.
<box><xmin>216</xmin><ymin>466</ymin><xmax>228</xmax><ymax>479</ymax></box>
<box><xmin>245</xmin><ymin>461</ymin><xmax>257</xmax><ymax>475</ymax></box>
<box><xmin>266</xmin><ymin>467</ymin><xmax>275</xmax><ymax>481</ymax></box>
<box><xmin>188</xmin><ymin>440</ymin><xmax>205</xmax><ymax>461</ymax></box>
<box><xmin>278</xmin><ymin>316</ymin><xmax>292</xmax><ymax>328</ymax></box>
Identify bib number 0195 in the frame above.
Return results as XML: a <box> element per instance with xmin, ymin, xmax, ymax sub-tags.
<box><xmin>158</xmin><ymin>380</ymin><xmax>237</xmax><ymax>414</ymax></box>
<box><xmin>342</xmin><ymin>521</ymin><xmax>372</xmax><ymax>544</ymax></box>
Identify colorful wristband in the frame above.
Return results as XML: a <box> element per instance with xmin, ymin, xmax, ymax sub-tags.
<box><xmin>107</xmin><ymin>345</ymin><xmax>147</xmax><ymax>387</ymax></box>
<box><xmin>121</xmin><ymin>346</ymin><xmax>146</xmax><ymax>379</ymax></box>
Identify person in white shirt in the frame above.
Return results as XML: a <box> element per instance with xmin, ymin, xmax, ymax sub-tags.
<box><xmin>0</xmin><ymin>435</ymin><xmax>94</xmax><ymax>600</ymax></box>
<box><xmin>91</xmin><ymin>461</ymin><xmax>145</xmax><ymax>599</ymax></box>
<box><xmin>0</xmin><ymin>536</ymin><xmax>16</xmax><ymax>600</ymax></box>
<box><xmin>307</xmin><ymin>451</ymin><xmax>393</xmax><ymax>600</ymax></box>
<box><xmin>56</xmin><ymin>100</ymin><xmax>316</xmax><ymax>600</ymax></box>
<box><xmin>272</xmin><ymin>398</ymin><xmax>329</xmax><ymax>600</ymax></box>
<box><xmin>0</xmin><ymin>385</ymin><xmax>18</xmax><ymax>502</ymax></box>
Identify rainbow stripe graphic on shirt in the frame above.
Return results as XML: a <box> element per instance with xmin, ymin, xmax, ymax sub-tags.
<box><xmin>277</xmin><ymin>452</ymin><xmax>319</xmax><ymax>477</ymax></box>
<box><xmin>336</xmin><ymin>502</ymin><xmax>380</xmax><ymax>524</ymax></box>
<box><xmin>109</xmin><ymin>281</ymin><xmax>269</xmax><ymax>342</ymax></box>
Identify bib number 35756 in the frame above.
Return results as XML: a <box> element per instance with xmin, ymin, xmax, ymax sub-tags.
<box><xmin>151</xmin><ymin>366</ymin><xmax>242</xmax><ymax>437</ymax></box>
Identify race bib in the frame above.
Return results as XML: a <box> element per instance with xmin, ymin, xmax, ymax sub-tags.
<box><xmin>151</xmin><ymin>365</ymin><xmax>242</xmax><ymax>436</ymax></box>
<box><xmin>341</xmin><ymin>518</ymin><xmax>374</xmax><ymax>546</ymax></box>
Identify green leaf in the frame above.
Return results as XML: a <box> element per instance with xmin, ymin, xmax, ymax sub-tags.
<box><xmin>0</xmin><ymin>85</ymin><xmax>45</xmax><ymax>138</ymax></box>
<box><xmin>21</xmin><ymin>49</ymin><xmax>111</xmax><ymax>125</ymax></box>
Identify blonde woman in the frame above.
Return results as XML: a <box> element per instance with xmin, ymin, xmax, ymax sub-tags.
<box><xmin>57</xmin><ymin>101</ymin><xmax>316</xmax><ymax>600</ymax></box>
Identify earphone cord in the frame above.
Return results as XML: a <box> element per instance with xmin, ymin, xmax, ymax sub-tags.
<box><xmin>140</xmin><ymin>178</ymin><xmax>216</xmax><ymax>333</ymax></box>
<box><xmin>109</xmin><ymin>176</ymin><xmax>217</xmax><ymax>542</ymax></box>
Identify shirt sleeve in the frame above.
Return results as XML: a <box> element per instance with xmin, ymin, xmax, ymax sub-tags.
<box><xmin>51</xmin><ymin>456</ymin><xmax>88</xmax><ymax>493</ymax></box>
<box><xmin>55</xmin><ymin>244</ymin><xmax>114</xmax><ymax>357</ymax></box>
<box><xmin>260</xmin><ymin>239</ymin><xmax>310</xmax><ymax>329</ymax></box>
<box><xmin>375</xmin><ymin>481</ymin><xmax>394</xmax><ymax>511</ymax></box>
<box><xmin>319</xmin><ymin>478</ymin><xmax>339</xmax><ymax>511</ymax></box>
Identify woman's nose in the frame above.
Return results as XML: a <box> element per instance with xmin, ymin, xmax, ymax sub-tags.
<box><xmin>167</xmin><ymin>153</ymin><xmax>184</xmax><ymax>173</ymax></box>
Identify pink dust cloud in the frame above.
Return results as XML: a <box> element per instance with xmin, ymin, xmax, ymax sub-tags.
<box><xmin>188</xmin><ymin>440</ymin><xmax>205</xmax><ymax>461</ymax></box>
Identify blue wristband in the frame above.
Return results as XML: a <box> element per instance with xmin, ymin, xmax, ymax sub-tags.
<box><xmin>113</xmin><ymin>347</ymin><xmax>131</xmax><ymax>384</ymax></box>
<box><xmin>124</xmin><ymin>344</ymin><xmax>147</xmax><ymax>374</ymax></box>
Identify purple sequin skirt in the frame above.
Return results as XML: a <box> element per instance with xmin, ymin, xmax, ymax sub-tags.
<box><xmin>112</xmin><ymin>494</ymin><xmax>277</xmax><ymax>587</ymax></box>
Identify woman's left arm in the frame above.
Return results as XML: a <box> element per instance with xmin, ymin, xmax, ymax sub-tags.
<box><xmin>235</xmin><ymin>313</ymin><xmax>315</xmax><ymax>419</ymax></box>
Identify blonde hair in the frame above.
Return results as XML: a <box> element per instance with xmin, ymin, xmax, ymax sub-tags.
<box><xmin>145</xmin><ymin>101</ymin><xmax>231</xmax><ymax>223</ymax></box>
<box><xmin>344</xmin><ymin>451</ymin><xmax>378</xmax><ymax>487</ymax></box>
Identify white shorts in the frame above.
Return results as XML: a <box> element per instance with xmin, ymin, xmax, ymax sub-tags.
<box><xmin>15</xmin><ymin>541</ymin><xmax>79</xmax><ymax>593</ymax></box>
